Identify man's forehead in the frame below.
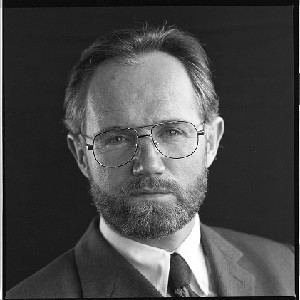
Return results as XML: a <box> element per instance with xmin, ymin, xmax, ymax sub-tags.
<box><xmin>85</xmin><ymin>95</ymin><xmax>199</xmax><ymax>131</ymax></box>
<box><xmin>88</xmin><ymin>52</ymin><xmax>193</xmax><ymax>96</ymax></box>
<box><xmin>85</xmin><ymin>51</ymin><xmax>200</xmax><ymax>132</ymax></box>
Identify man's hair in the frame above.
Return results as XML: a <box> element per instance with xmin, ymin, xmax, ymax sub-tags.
<box><xmin>64</xmin><ymin>24</ymin><xmax>219</xmax><ymax>135</ymax></box>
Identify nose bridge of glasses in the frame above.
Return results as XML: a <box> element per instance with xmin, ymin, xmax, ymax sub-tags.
<box><xmin>134</xmin><ymin>125</ymin><xmax>156</xmax><ymax>145</ymax></box>
<box><xmin>135</xmin><ymin>130</ymin><xmax>160</xmax><ymax>156</ymax></box>
<box><xmin>137</xmin><ymin>133</ymin><xmax>153</xmax><ymax>140</ymax></box>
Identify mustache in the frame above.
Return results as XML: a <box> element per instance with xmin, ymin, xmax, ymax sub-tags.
<box><xmin>120</xmin><ymin>176</ymin><xmax>182</xmax><ymax>196</ymax></box>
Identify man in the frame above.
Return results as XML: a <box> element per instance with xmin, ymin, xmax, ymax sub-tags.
<box><xmin>7</xmin><ymin>25</ymin><xmax>294</xmax><ymax>298</ymax></box>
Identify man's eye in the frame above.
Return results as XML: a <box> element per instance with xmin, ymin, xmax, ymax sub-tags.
<box><xmin>106</xmin><ymin>136</ymin><xmax>126</xmax><ymax>145</ymax></box>
<box><xmin>164</xmin><ymin>129</ymin><xmax>183</xmax><ymax>136</ymax></box>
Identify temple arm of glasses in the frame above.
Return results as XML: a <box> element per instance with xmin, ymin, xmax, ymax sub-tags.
<box><xmin>86</xmin><ymin>144</ymin><xmax>93</xmax><ymax>150</ymax></box>
<box><xmin>79</xmin><ymin>132</ymin><xmax>94</xmax><ymax>150</ymax></box>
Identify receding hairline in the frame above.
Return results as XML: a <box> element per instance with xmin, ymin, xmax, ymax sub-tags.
<box><xmin>85</xmin><ymin>50</ymin><xmax>200</xmax><ymax>115</ymax></box>
<box><xmin>64</xmin><ymin>25</ymin><xmax>220</xmax><ymax>135</ymax></box>
<box><xmin>87</xmin><ymin>50</ymin><xmax>193</xmax><ymax>87</ymax></box>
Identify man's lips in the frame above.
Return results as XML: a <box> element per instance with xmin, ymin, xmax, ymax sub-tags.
<box><xmin>130</xmin><ymin>189</ymin><xmax>172</xmax><ymax>196</ymax></box>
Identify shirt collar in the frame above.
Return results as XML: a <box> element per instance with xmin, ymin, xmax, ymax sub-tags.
<box><xmin>99</xmin><ymin>214</ymin><xmax>210</xmax><ymax>296</ymax></box>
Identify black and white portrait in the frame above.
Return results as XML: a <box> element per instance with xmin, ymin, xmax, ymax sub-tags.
<box><xmin>5</xmin><ymin>4</ymin><xmax>295</xmax><ymax>298</ymax></box>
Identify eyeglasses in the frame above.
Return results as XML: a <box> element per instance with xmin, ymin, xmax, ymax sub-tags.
<box><xmin>81</xmin><ymin>120</ymin><xmax>205</xmax><ymax>168</ymax></box>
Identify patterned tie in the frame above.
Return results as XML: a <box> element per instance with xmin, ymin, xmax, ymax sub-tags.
<box><xmin>168</xmin><ymin>253</ymin><xmax>202</xmax><ymax>297</ymax></box>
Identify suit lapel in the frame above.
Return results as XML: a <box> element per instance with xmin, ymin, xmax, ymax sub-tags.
<box><xmin>74</xmin><ymin>217</ymin><xmax>162</xmax><ymax>298</ymax></box>
<box><xmin>74</xmin><ymin>217</ymin><xmax>255</xmax><ymax>297</ymax></box>
<box><xmin>111</xmin><ymin>257</ymin><xmax>163</xmax><ymax>298</ymax></box>
<box><xmin>201</xmin><ymin>224</ymin><xmax>255</xmax><ymax>296</ymax></box>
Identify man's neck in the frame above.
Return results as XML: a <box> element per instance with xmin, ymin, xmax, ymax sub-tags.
<box><xmin>124</xmin><ymin>217</ymin><xmax>196</xmax><ymax>252</ymax></box>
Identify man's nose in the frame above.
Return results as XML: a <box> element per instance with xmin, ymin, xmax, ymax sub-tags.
<box><xmin>132</xmin><ymin>135</ymin><xmax>165</xmax><ymax>176</ymax></box>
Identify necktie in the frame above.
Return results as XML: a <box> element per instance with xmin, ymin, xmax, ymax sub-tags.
<box><xmin>168</xmin><ymin>253</ymin><xmax>201</xmax><ymax>297</ymax></box>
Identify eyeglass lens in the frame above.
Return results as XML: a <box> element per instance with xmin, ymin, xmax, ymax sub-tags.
<box><xmin>93</xmin><ymin>122</ymin><xmax>199</xmax><ymax>167</ymax></box>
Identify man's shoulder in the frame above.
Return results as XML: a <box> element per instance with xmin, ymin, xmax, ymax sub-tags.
<box><xmin>210</xmin><ymin>225</ymin><xmax>294</xmax><ymax>255</ymax></box>
<box><xmin>201</xmin><ymin>224</ymin><xmax>295</xmax><ymax>296</ymax></box>
<box><xmin>203</xmin><ymin>224</ymin><xmax>294</xmax><ymax>277</ymax></box>
<box><xmin>6</xmin><ymin>248</ymin><xmax>82</xmax><ymax>299</ymax></box>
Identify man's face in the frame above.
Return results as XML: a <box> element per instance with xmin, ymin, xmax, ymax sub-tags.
<box><xmin>84</xmin><ymin>51</ymin><xmax>208</xmax><ymax>239</ymax></box>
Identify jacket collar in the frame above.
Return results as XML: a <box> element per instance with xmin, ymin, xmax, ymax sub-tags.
<box><xmin>201</xmin><ymin>223</ymin><xmax>255</xmax><ymax>296</ymax></box>
<box><xmin>74</xmin><ymin>217</ymin><xmax>162</xmax><ymax>298</ymax></box>
<box><xmin>75</xmin><ymin>217</ymin><xmax>255</xmax><ymax>297</ymax></box>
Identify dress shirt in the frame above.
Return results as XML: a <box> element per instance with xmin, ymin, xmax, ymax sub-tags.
<box><xmin>100</xmin><ymin>214</ymin><xmax>216</xmax><ymax>297</ymax></box>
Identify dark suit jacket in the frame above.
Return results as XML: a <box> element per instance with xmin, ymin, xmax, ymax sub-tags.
<box><xmin>6</xmin><ymin>217</ymin><xmax>295</xmax><ymax>298</ymax></box>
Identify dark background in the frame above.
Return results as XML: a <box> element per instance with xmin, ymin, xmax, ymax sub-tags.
<box><xmin>4</xmin><ymin>6</ymin><xmax>294</xmax><ymax>290</ymax></box>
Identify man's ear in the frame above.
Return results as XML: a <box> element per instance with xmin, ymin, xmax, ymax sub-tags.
<box><xmin>67</xmin><ymin>133</ymin><xmax>89</xmax><ymax>178</ymax></box>
<box><xmin>205</xmin><ymin>116</ymin><xmax>224</xmax><ymax>168</ymax></box>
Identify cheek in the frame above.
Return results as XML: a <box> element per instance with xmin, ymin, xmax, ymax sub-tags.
<box><xmin>104</xmin><ymin>167</ymin><xmax>132</xmax><ymax>193</ymax></box>
<box><xmin>166</xmin><ymin>146</ymin><xmax>206</xmax><ymax>181</ymax></box>
<box><xmin>87</xmin><ymin>154</ymin><xmax>132</xmax><ymax>193</ymax></box>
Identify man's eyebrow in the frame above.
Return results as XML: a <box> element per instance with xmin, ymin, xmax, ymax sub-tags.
<box><xmin>98</xmin><ymin>119</ymin><xmax>204</xmax><ymax>133</ymax></box>
<box><xmin>91</xmin><ymin>125</ymin><xmax>123</xmax><ymax>136</ymax></box>
<box><xmin>100</xmin><ymin>120</ymin><xmax>178</xmax><ymax>132</ymax></box>
<box><xmin>101</xmin><ymin>125</ymin><xmax>123</xmax><ymax>132</ymax></box>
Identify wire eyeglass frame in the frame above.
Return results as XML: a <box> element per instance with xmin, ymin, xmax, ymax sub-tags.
<box><xmin>81</xmin><ymin>120</ymin><xmax>205</xmax><ymax>168</ymax></box>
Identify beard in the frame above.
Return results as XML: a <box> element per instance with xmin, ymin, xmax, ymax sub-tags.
<box><xmin>88</xmin><ymin>168</ymin><xmax>208</xmax><ymax>240</ymax></box>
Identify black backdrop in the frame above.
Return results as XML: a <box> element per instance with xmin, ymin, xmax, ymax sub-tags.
<box><xmin>4</xmin><ymin>6</ymin><xmax>294</xmax><ymax>290</ymax></box>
